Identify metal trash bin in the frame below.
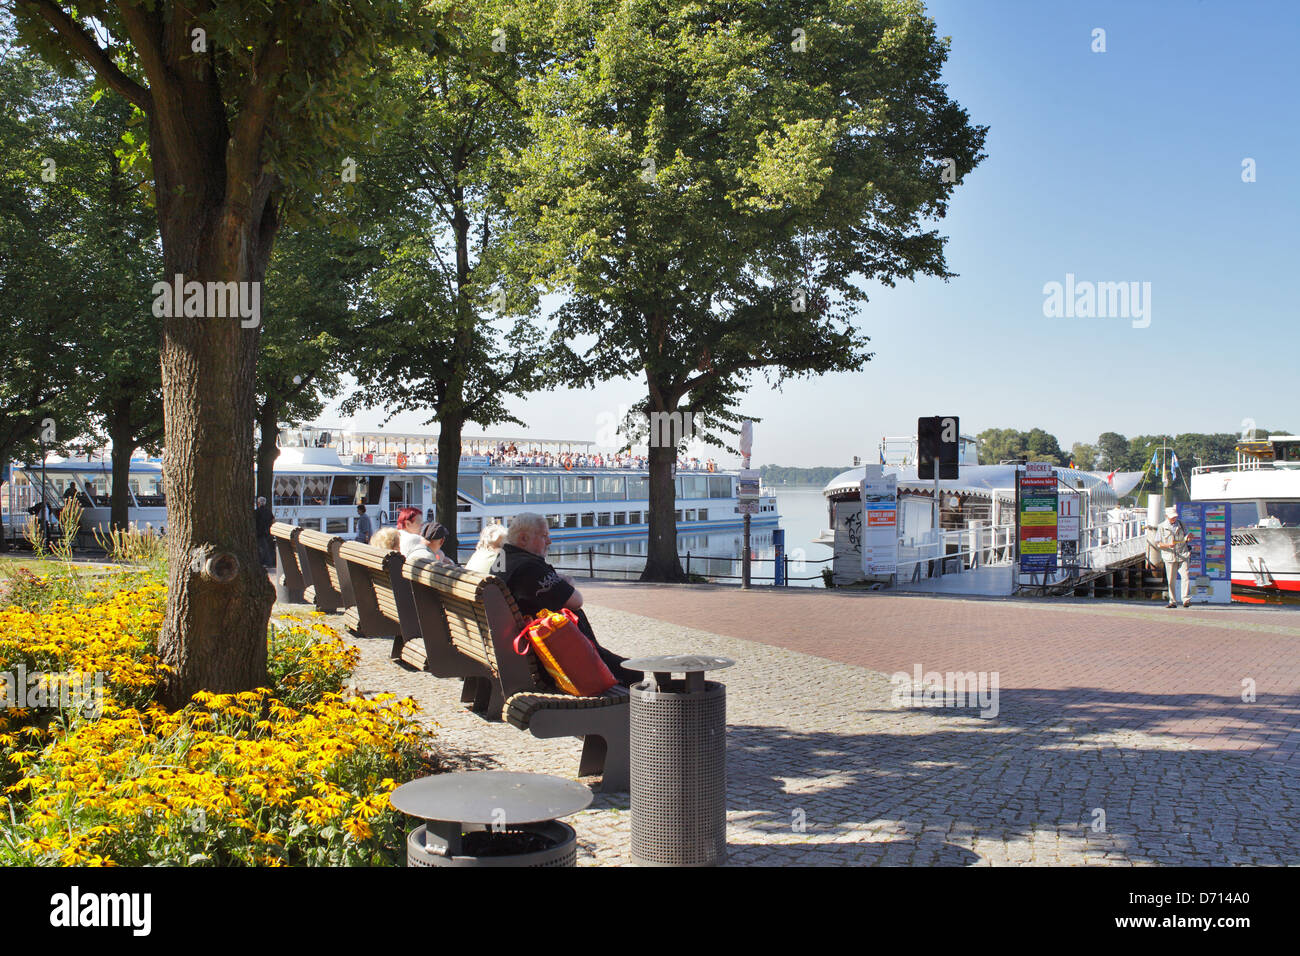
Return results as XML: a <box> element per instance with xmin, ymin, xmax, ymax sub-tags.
<box><xmin>624</xmin><ymin>654</ymin><xmax>735</xmax><ymax>867</ymax></box>
<box><xmin>390</xmin><ymin>771</ymin><xmax>591</xmax><ymax>868</ymax></box>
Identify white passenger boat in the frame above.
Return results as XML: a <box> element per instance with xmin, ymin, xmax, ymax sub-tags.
<box><xmin>1</xmin><ymin>425</ymin><xmax>780</xmax><ymax>551</ymax></box>
<box><xmin>1190</xmin><ymin>436</ymin><xmax>1300</xmax><ymax>594</ymax></box>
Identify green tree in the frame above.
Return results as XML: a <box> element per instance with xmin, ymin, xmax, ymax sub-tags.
<box><xmin>254</xmin><ymin>226</ymin><xmax>373</xmax><ymax>504</ymax></box>
<box><xmin>507</xmin><ymin>0</ymin><xmax>986</xmax><ymax>580</ymax></box>
<box><xmin>1023</xmin><ymin>428</ymin><xmax>1065</xmax><ymax>464</ymax></box>
<box><xmin>1095</xmin><ymin>431</ymin><xmax>1129</xmax><ymax>471</ymax></box>
<box><xmin>0</xmin><ymin>37</ymin><xmax>96</xmax><ymax>541</ymax></box>
<box><xmin>1069</xmin><ymin>442</ymin><xmax>1097</xmax><ymax>470</ymax></box>
<box><xmin>341</xmin><ymin>35</ymin><xmax>548</xmax><ymax>555</ymax></box>
<box><xmin>976</xmin><ymin>428</ymin><xmax>1025</xmax><ymax>465</ymax></box>
<box><xmin>11</xmin><ymin>0</ymin><xmax>428</xmax><ymax>705</ymax></box>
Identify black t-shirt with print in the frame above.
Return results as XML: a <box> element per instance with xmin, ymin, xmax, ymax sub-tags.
<box><xmin>501</xmin><ymin>544</ymin><xmax>575</xmax><ymax>617</ymax></box>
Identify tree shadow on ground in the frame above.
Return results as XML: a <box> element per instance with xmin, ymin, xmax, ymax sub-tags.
<box><xmin>720</xmin><ymin>687</ymin><xmax>1300</xmax><ymax>865</ymax></box>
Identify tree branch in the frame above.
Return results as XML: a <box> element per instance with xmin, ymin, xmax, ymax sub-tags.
<box><xmin>20</xmin><ymin>0</ymin><xmax>152</xmax><ymax>112</ymax></box>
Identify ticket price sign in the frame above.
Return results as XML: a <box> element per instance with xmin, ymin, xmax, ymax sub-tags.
<box><xmin>1019</xmin><ymin>462</ymin><xmax>1058</xmax><ymax>574</ymax></box>
<box><xmin>860</xmin><ymin>471</ymin><xmax>898</xmax><ymax>575</ymax></box>
<box><xmin>1177</xmin><ymin>501</ymin><xmax>1232</xmax><ymax>603</ymax></box>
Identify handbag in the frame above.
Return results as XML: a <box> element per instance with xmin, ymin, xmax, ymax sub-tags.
<box><xmin>513</xmin><ymin>608</ymin><xmax>617</xmax><ymax>697</ymax></box>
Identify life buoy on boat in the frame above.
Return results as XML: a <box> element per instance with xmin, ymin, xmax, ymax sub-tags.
<box><xmin>396</xmin><ymin>453</ymin><xmax>408</xmax><ymax>469</ymax></box>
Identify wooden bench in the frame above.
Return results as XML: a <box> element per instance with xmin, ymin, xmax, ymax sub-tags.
<box><xmin>338</xmin><ymin>540</ymin><xmax>412</xmax><ymax>643</ymax></box>
<box><xmin>270</xmin><ymin>522</ymin><xmax>309</xmax><ymax>604</ymax></box>
<box><xmin>404</xmin><ymin>557</ymin><xmax>630</xmax><ymax>793</ymax></box>
<box><xmin>296</xmin><ymin>527</ymin><xmax>354</xmax><ymax>613</ymax></box>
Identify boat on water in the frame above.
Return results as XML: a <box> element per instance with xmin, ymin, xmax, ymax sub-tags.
<box><xmin>1190</xmin><ymin>435</ymin><xmax>1300</xmax><ymax>595</ymax></box>
<box><xmin>0</xmin><ymin>424</ymin><xmax>780</xmax><ymax>551</ymax></box>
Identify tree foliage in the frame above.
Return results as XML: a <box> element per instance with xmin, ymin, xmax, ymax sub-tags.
<box><xmin>505</xmin><ymin>0</ymin><xmax>987</xmax><ymax>579</ymax></box>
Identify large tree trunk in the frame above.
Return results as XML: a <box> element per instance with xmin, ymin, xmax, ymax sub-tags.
<box><xmin>435</xmin><ymin>413</ymin><xmax>463</xmax><ymax>557</ymax></box>
<box><xmin>642</xmin><ymin>441</ymin><xmax>685</xmax><ymax>582</ymax></box>
<box><xmin>152</xmin><ymin>125</ymin><xmax>277</xmax><ymax>708</ymax></box>
<box><xmin>255</xmin><ymin>397</ymin><xmax>279</xmax><ymax>505</ymax></box>
<box><xmin>108</xmin><ymin>408</ymin><xmax>136</xmax><ymax>531</ymax></box>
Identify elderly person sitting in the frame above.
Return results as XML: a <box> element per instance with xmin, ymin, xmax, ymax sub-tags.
<box><xmin>408</xmin><ymin>521</ymin><xmax>455</xmax><ymax>566</ymax></box>
<box><xmin>466</xmin><ymin>523</ymin><xmax>507</xmax><ymax>573</ymax></box>
<box><xmin>500</xmin><ymin>512</ymin><xmax>638</xmax><ymax>687</ymax></box>
<box><xmin>368</xmin><ymin>526</ymin><xmax>402</xmax><ymax>551</ymax></box>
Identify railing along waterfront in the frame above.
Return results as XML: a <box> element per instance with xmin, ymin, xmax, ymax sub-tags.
<box><xmin>547</xmin><ymin>549</ymin><xmax>833</xmax><ymax>585</ymax></box>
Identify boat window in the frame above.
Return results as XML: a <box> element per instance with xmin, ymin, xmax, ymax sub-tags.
<box><xmin>708</xmin><ymin>476</ymin><xmax>731</xmax><ymax>498</ymax></box>
<box><xmin>563</xmin><ymin>476</ymin><xmax>594</xmax><ymax>501</ymax></box>
<box><xmin>456</xmin><ymin>475</ymin><xmax>483</xmax><ymax>501</ymax></box>
<box><xmin>331</xmin><ymin>476</ymin><xmax>357</xmax><ymax>506</ymax></box>
<box><xmin>685</xmin><ymin>509</ymin><xmax>696</xmax><ymax>521</ymax></box>
<box><xmin>596</xmin><ymin>476</ymin><xmax>625</xmax><ymax>500</ymax></box>
<box><xmin>628</xmin><ymin>511</ymin><xmax>641</xmax><ymax>524</ymax></box>
<box><xmin>301</xmin><ymin>475</ymin><xmax>331</xmax><ymax>506</ymax></box>
<box><xmin>613</xmin><ymin>512</ymin><xmax>626</xmax><ymax>525</ymax></box>
<box><xmin>673</xmin><ymin>477</ymin><xmax>682</xmax><ymax>497</ymax></box>
<box><xmin>361</xmin><ymin>477</ymin><xmax>384</xmax><ymax>505</ymax></box>
<box><xmin>698</xmin><ymin>508</ymin><xmax>708</xmax><ymax>521</ymax></box>
<box><xmin>131</xmin><ymin>475</ymin><xmax>166</xmax><ymax>507</ymax></box>
<box><xmin>525</xmin><ymin>476</ymin><xmax>560</xmax><ymax>503</ymax></box>
<box><xmin>581</xmin><ymin>513</ymin><xmax>595</xmax><ymax>527</ymax></box>
<box><xmin>483</xmin><ymin>476</ymin><xmax>524</xmax><ymax>504</ymax></box>
<box><xmin>546</xmin><ymin>514</ymin><xmax>562</xmax><ymax>529</ymax></box>
<box><xmin>598</xmin><ymin>513</ymin><xmax>612</xmax><ymax>526</ymax></box>
<box><xmin>325</xmin><ymin>518</ymin><xmax>350</xmax><ymax>534</ymax></box>
<box><xmin>79</xmin><ymin>474</ymin><xmax>113</xmax><ymax>507</ymax></box>
<box><xmin>1273</xmin><ymin>442</ymin><xmax>1300</xmax><ymax>464</ymax></box>
<box><xmin>273</xmin><ymin>475</ymin><xmax>301</xmax><ymax>507</ymax></box>
<box><xmin>564</xmin><ymin>514</ymin><xmax>578</xmax><ymax>528</ymax></box>
<box><xmin>296</xmin><ymin>517</ymin><xmax>320</xmax><ymax>531</ymax></box>
<box><xmin>1230</xmin><ymin>502</ymin><xmax>1260</xmax><ymax>527</ymax></box>
<box><xmin>626</xmin><ymin>476</ymin><xmax>649</xmax><ymax>499</ymax></box>
<box><xmin>675</xmin><ymin>509</ymin><xmax>682</xmax><ymax>522</ymax></box>
<box><xmin>1263</xmin><ymin>502</ymin><xmax>1300</xmax><ymax>526</ymax></box>
<box><xmin>682</xmin><ymin>476</ymin><xmax>708</xmax><ymax>499</ymax></box>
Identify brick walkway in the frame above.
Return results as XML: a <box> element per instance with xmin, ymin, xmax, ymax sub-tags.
<box><xmin>298</xmin><ymin>586</ymin><xmax>1300</xmax><ymax>866</ymax></box>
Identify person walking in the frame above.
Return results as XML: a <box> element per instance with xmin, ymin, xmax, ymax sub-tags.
<box><xmin>354</xmin><ymin>504</ymin><xmax>373</xmax><ymax>542</ymax></box>
<box><xmin>1157</xmin><ymin>505</ymin><xmax>1192</xmax><ymax>608</ymax></box>
<box><xmin>254</xmin><ymin>496</ymin><xmax>276</xmax><ymax>568</ymax></box>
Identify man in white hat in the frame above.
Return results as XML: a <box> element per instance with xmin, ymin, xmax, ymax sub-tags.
<box><xmin>1157</xmin><ymin>505</ymin><xmax>1192</xmax><ymax>608</ymax></box>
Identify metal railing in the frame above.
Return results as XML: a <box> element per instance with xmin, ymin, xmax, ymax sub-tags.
<box><xmin>548</xmin><ymin>548</ymin><xmax>833</xmax><ymax>585</ymax></box>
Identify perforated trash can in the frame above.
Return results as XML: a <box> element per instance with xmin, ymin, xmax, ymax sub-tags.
<box><xmin>625</xmin><ymin>655</ymin><xmax>734</xmax><ymax>867</ymax></box>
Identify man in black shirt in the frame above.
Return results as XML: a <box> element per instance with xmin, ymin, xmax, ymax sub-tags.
<box><xmin>500</xmin><ymin>513</ymin><xmax>639</xmax><ymax>687</ymax></box>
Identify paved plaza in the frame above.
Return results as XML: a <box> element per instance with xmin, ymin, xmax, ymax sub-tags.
<box><xmin>304</xmin><ymin>585</ymin><xmax>1300</xmax><ymax>866</ymax></box>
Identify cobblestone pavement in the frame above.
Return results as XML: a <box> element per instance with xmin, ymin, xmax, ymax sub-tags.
<box><xmin>287</xmin><ymin>590</ymin><xmax>1300</xmax><ymax>867</ymax></box>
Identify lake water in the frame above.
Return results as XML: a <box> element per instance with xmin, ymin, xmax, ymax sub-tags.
<box><xmin>521</xmin><ymin>484</ymin><xmax>834</xmax><ymax>586</ymax></box>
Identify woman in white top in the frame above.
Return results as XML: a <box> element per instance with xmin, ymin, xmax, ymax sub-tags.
<box><xmin>394</xmin><ymin>507</ymin><xmax>425</xmax><ymax>556</ymax></box>
<box><xmin>465</xmin><ymin>523</ymin><xmax>507</xmax><ymax>574</ymax></box>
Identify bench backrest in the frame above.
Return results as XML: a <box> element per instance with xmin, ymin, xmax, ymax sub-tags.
<box><xmin>403</xmin><ymin>557</ymin><xmax>544</xmax><ymax>695</ymax></box>
<box><xmin>270</xmin><ymin>522</ymin><xmax>309</xmax><ymax>590</ymax></box>
<box><xmin>337</xmin><ymin>540</ymin><xmax>415</xmax><ymax>639</ymax></box>
<box><xmin>296</xmin><ymin>527</ymin><xmax>352</xmax><ymax>609</ymax></box>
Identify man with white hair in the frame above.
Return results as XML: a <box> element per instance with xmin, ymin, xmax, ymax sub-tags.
<box><xmin>1157</xmin><ymin>505</ymin><xmax>1192</xmax><ymax>608</ymax></box>
<box><xmin>500</xmin><ymin>512</ymin><xmax>638</xmax><ymax>686</ymax></box>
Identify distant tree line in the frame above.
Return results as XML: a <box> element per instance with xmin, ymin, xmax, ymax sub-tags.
<box><xmin>759</xmin><ymin>465</ymin><xmax>852</xmax><ymax>486</ymax></box>
<box><xmin>976</xmin><ymin>427</ymin><xmax>1290</xmax><ymax>474</ymax></box>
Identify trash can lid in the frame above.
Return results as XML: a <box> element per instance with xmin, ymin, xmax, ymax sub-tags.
<box><xmin>390</xmin><ymin>771</ymin><xmax>592</xmax><ymax>824</ymax></box>
<box><xmin>622</xmin><ymin>654</ymin><xmax>736</xmax><ymax>674</ymax></box>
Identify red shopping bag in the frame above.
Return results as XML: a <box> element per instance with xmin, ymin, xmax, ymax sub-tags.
<box><xmin>513</xmin><ymin>608</ymin><xmax>616</xmax><ymax>697</ymax></box>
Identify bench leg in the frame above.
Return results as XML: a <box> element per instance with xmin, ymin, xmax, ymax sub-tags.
<box><xmin>578</xmin><ymin>734</ymin><xmax>607</xmax><ymax>777</ymax></box>
<box><xmin>460</xmin><ymin>676</ymin><xmax>481</xmax><ymax>705</ymax></box>
<box><xmin>598</xmin><ymin>733</ymin><xmax>630</xmax><ymax>794</ymax></box>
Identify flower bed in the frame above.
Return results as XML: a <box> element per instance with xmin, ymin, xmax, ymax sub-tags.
<box><xmin>1</xmin><ymin>570</ymin><xmax>435</xmax><ymax>866</ymax></box>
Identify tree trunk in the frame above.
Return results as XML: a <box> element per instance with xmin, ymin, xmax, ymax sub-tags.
<box><xmin>436</xmin><ymin>413</ymin><xmax>463</xmax><ymax>556</ymax></box>
<box><xmin>152</xmin><ymin>132</ymin><xmax>277</xmax><ymax>708</ymax></box>
<box><xmin>642</xmin><ymin>441</ymin><xmax>685</xmax><ymax>581</ymax></box>
<box><xmin>256</xmin><ymin>397</ymin><xmax>279</xmax><ymax>505</ymax></box>
<box><xmin>108</xmin><ymin>410</ymin><xmax>136</xmax><ymax>531</ymax></box>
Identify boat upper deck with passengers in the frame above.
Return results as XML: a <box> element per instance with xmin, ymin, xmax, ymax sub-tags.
<box><xmin>1</xmin><ymin>424</ymin><xmax>779</xmax><ymax>549</ymax></box>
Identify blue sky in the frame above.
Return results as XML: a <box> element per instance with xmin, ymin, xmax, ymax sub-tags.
<box><xmin>332</xmin><ymin>0</ymin><xmax>1299</xmax><ymax>466</ymax></box>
